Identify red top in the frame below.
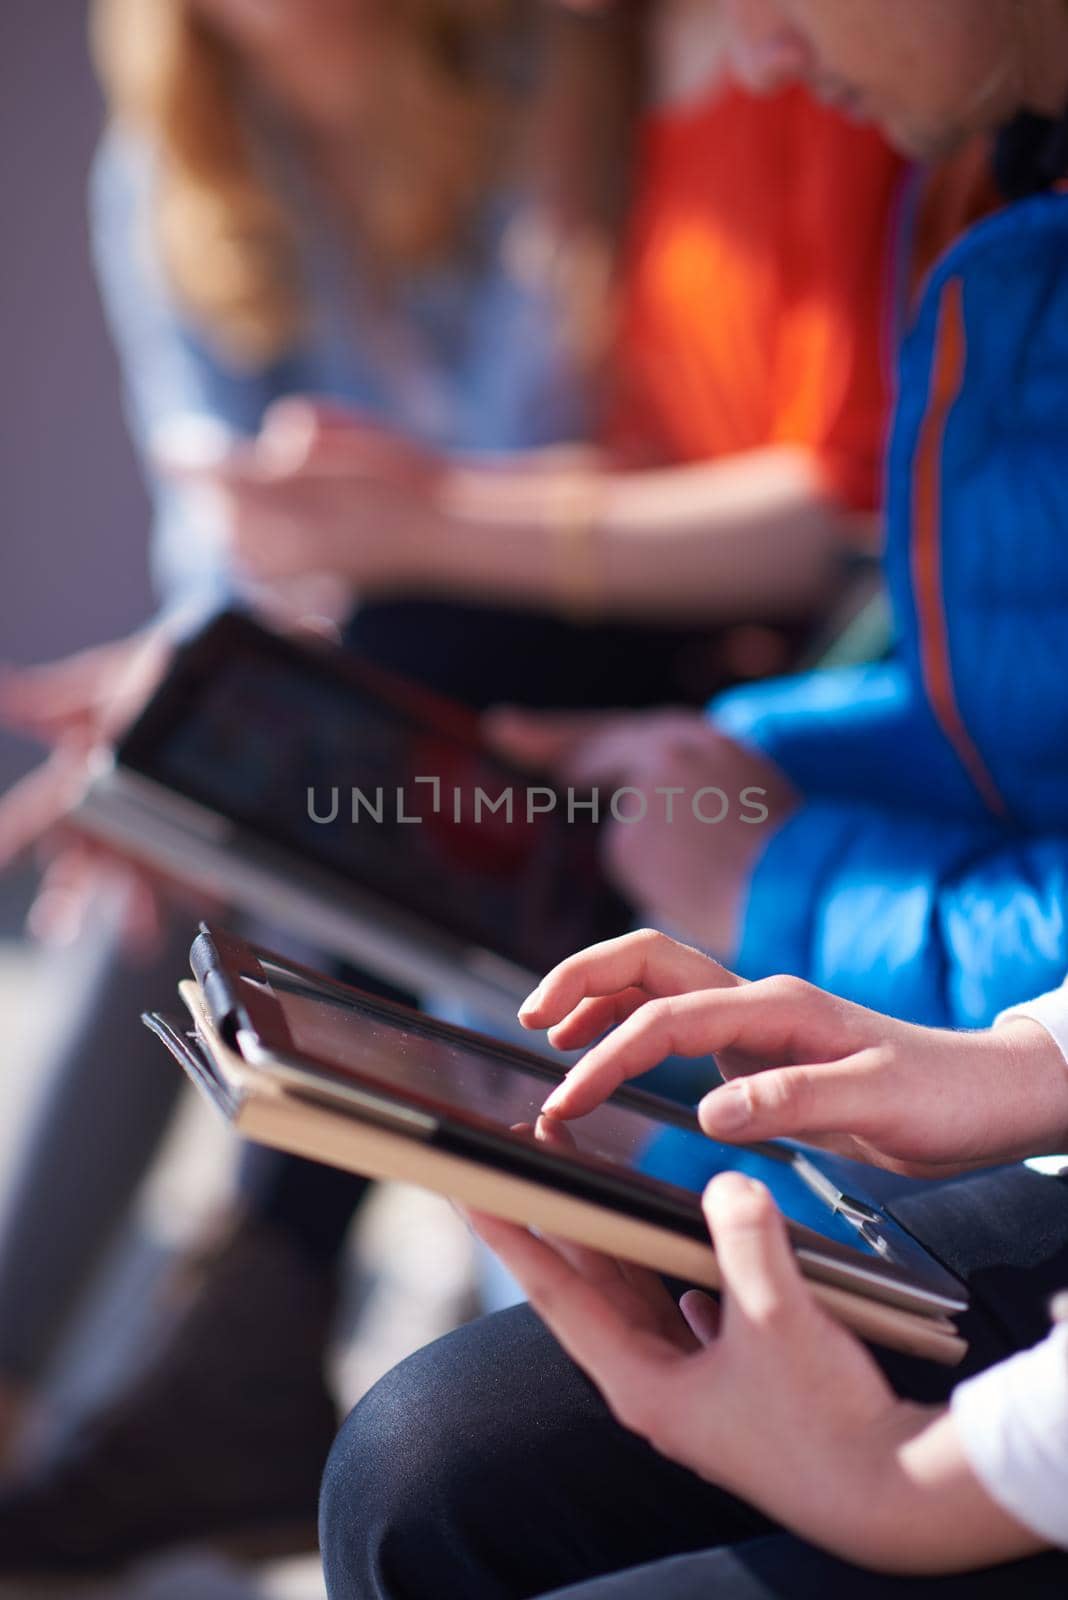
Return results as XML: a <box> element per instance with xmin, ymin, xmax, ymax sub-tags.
<box><xmin>606</xmin><ymin>83</ymin><xmax>908</xmax><ymax>513</ymax></box>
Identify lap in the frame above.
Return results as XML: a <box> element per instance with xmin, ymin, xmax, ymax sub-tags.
<box><xmin>321</xmin><ymin>1303</ymin><xmax>773</xmax><ymax>1600</ymax></box>
<box><xmin>539</xmin><ymin>1540</ymin><xmax>1068</xmax><ymax>1600</ymax></box>
<box><xmin>321</xmin><ymin>1168</ymin><xmax>1068</xmax><ymax>1599</ymax></box>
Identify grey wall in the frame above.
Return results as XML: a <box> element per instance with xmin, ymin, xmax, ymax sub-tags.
<box><xmin>1</xmin><ymin>1</ymin><xmax>152</xmax><ymax>800</ymax></box>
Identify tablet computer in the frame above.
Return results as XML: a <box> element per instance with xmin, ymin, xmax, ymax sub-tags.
<box><xmin>71</xmin><ymin>611</ymin><xmax>631</xmax><ymax>1029</ymax></box>
<box><xmin>144</xmin><ymin>926</ymin><xmax>968</xmax><ymax>1365</ymax></box>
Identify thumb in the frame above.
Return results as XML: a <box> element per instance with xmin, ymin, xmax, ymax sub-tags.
<box><xmin>703</xmin><ymin>1173</ymin><xmax>808</xmax><ymax>1330</ymax></box>
<box><xmin>697</xmin><ymin>1055</ymin><xmax>877</xmax><ymax>1145</ymax></box>
<box><xmin>261</xmin><ymin>399</ymin><xmax>436</xmax><ymax>483</ymax></box>
<box><xmin>0</xmin><ymin>750</ymin><xmax>88</xmax><ymax>873</ymax></box>
<box><xmin>484</xmin><ymin>708</ymin><xmax>608</xmax><ymax>774</ymax></box>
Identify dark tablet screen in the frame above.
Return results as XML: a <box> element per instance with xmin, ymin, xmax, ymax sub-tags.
<box><xmin>189</xmin><ymin>928</ymin><xmax>968</xmax><ymax>1313</ymax></box>
<box><xmin>118</xmin><ymin>613</ymin><xmax>629</xmax><ymax>973</ymax></box>
<box><xmin>242</xmin><ymin>952</ymin><xmax>876</xmax><ymax>1258</ymax></box>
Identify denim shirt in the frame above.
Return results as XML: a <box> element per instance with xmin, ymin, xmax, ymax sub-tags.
<box><xmin>90</xmin><ymin>128</ymin><xmax>588</xmax><ymax>615</ymax></box>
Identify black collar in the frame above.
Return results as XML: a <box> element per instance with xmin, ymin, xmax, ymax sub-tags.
<box><xmin>995</xmin><ymin>100</ymin><xmax>1068</xmax><ymax>198</ymax></box>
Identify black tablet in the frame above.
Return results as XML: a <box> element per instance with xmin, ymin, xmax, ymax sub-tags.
<box><xmin>79</xmin><ymin>611</ymin><xmax>630</xmax><ymax>1012</ymax></box>
<box><xmin>175</xmin><ymin>925</ymin><xmax>967</xmax><ymax>1333</ymax></box>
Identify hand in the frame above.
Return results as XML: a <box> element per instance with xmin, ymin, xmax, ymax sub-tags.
<box><xmin>156</xmin><ymin>398</ymin><xmax>446</xmax><ymax>588</ymax></box>
<box><xmin>519</xmin><ymin>929</ymin><xmax>1068</xmax><ymax>1176</ymax></box>
<box><xmin>0</xmin><ymin>624</ymin><xmax>176</xmax><ymax>949</ymax></box>
<box><xmin>488</xmin><ymin>709</ymin><xmax>797</xmax><ymax>959</ymax></box>
<box><xmin>471</xmin><ymin>1174</ymin><xmax>1043</xmax><ymax>1575</ymax></box>
<box><xmin>0</xmin><ymin>623</ymin><xmax>173</xmax><ymax>870</ymax></box>
<box><xmin>0</xmin><ymin>626</ymin><xmax>172</xmax><ymax>750</ymax></box>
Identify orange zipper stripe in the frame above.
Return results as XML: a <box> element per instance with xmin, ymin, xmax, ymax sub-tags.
<box><xmin>911</xmin><ymin>277</ymin><xmax>1008</xmax><ymax>817</ymax></box>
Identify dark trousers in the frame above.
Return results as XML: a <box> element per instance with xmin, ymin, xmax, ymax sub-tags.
<box><xmin>319</xmin><ymin>1167</ymin><xmax>1068</xmax><ymax>1600</ymax></box>
<box><xmin>538</xmin><ymin>1543</ymin><xmax>1068</xmax><ymax>1599</ymax></box>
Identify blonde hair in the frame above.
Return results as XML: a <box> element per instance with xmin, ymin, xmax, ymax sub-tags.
<box><xmin>91</xmin><ymin>0</ymin><xmax>518</xmax><ymax>366</ymax></box>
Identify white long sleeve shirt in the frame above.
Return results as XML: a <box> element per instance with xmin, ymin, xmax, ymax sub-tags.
<box><xmin>948</xmin><ymin>981</ymin><xmax>1068</xmax><ymax>1548</ymax></box>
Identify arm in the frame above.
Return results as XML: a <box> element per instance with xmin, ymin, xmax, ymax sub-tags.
<box><xmin>472</xmin><ymin>1175</ymin><xmax>1049</xmax><ymax>1575</ymax></box>
<box><xmin>734</xmin><ymin>802</ymin><xmax>1068</xmax><ymax>1028</ymax></box>
<box><xmin>507</xmin><ymin>930</ymin><xmax>1068</xmax><ymax>1565</ymax></box>
<box><xmin>951</xmin><ymin>1318</ymin><xmax>1068</xmax><ymax>1552</ymax></box>
<box><xmin>192</xmin><ymin>433</ymin><xmax>863</xmax><ymax>623</ymax></box>
<box><xmin>431</xmin><ymin>443</ymin><xmax>857</xmax><ymax>621</ymax></box>
<box><xmin>89</xmin><ymin>129</ymin><xmax>270</xmax><ymax>618</ymax></box>
<box><xmin>521</xmin><ymin>929</ymin><xmax>1068</xmax><ymax>1173</ymax></box>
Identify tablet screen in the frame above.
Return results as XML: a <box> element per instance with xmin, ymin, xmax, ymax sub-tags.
<box><xmin>244</xmin><ymin>954</ymin><xmax>875</xmax><ymax>1256</ymax></box>
<box><xmin>120</xmin><ymin>615</ymin><xmax>628</xmax><ymax>972</ymax></box>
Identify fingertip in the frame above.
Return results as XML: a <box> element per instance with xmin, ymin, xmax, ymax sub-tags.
<box><xmin>679</xmin><ymin>1288</ymin><xmax>720</xmax><ymax>1346</ymax></box>
<box><xmin>540</xmin><ymin>1081</ymin><xmax>570</xmax><ymax>1116</ymax></box>
<box><xmin>517</xmin><ymin>982</ymin><xmax>546</xmax><ymax>1022</ymax></box>
<box><xmin>698</xmin><ymin>1082</ymin><xmax>752</xmax><ymax>1139</ymax></box>
<box><xmin>702</xmin><ymin>1171</ymin><xmax>772</xmax><ymax>1224</ymax></box>
<box><xmin>484</xmin><ymin>704</ymin><xmax>523</xmax><ymax>739</ymax></box>
<box><xmin>546</xmin><ymin>1018</ymin><xmax>583</xmax><ymax>1048</ymax></box>
<box><xmin>263</xmin><ymin>394</ymin><xmax>317</xmax><ymax>432</ymax></box>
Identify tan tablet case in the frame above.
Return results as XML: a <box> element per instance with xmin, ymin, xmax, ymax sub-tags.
<box><xmin>176</xmin><ymin>981</ymin><xmax>966</xmax><ymax>1366</ymax></box>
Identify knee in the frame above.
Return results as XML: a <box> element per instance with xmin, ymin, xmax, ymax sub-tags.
<box><xmin>318</xmin><ymin>1384</ymin><xmax>380</xmax><ymax>1599</ymax></box>
<box><xmin>320</xmin><ymin>1306</ymin><xmax>545</xmax><ymax>1599</ymax></box>
<box><xmin>320</xmin><ymin>1354</ymin><xmax>437</xmax><ymax>1600</ymax></box>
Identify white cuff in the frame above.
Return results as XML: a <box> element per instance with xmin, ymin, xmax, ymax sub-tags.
<box><xmin>951</xmin><ymin>1323</ymin><xmax>1068</xmax><ymax>1549</ymax></box>
<box><xmin>996</xmin><ymin>984</ymin><xmax>1068</xmax><ymax>1174</ymax></box>
<box><xmin>996</xmin><ymin>984</ymin><xmax>1068</xmax><ymax>1068</ymax></box>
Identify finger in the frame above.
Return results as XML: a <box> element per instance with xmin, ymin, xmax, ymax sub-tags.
<box><xmin>469</xmin><ymin>1212</ymin><xmax>684</xmax><ymax>1387</ymax></box>
<box><xmin>483</xmin><ymin>708</ymin><xmax>614</xmax><ymax>774</ymax></box>
<box><xmin>679</xmin><ymin>1289</ymin><xmax>721</xmax><ymax>1346</ymax></box>
<box><xmin>520</xmin><ymin>928</ymin><xmax>735</xmax><ymax>1031</ymax></box>
<box><xmin>535</xmin><ymin>1229</ymin><xmax>633</xmax><ymax>1291</ymax></box>
<box><xmin>545</xmin><ymin>988</ymin><xmax>648</xmax><ymax>1050</ymax></box>
<box><xmin>151</xmin><ymin>415</ymin><xmax>252</xmax><ymax>479</ymax></box>
<box><xmin>260</xmin><ymin>399</ymin><xmax>437</xmax><ymax>483</ymax></box>
<box><xmin>542</xmin><ymin>984</ymin><xmax>755</xmax><ymax>1119</ymax></box>
<box><xmin>120</xmin><ymin>873</ymin><xmax>166</xmax><ymax>963</ymax></box>
<box><xmin>469</xmin><ymin>1209</ymin><xmax>623</xmax><ymax>1302</ymax></box>
<box><xmin>616</xmin><ymin>1260</ymin><xmax>701</xmax><ymax>1350</ymax></box>
<box><xmin>0</xmin><ymin>752</ymin><xmax>87</xmax><ymax>872</ymax></box>
<box><xmin>26</xmin><ymin>845</ymin><xmax>99</xmax><ymax>947</ymax></box>
<box><xmin>289</xmin><ymin>613</ymin><xmax>344</xmax><ymax>645</ymax></box>
<box><xmin>221</xmin><ymin>493</ymin><xmax>309</xmax><ymax>576</ymax></box>
<box><xmin>553</xmin><ymin>728</ymin><xmax>643</xmax><ymax>790</ymax></box>
<box><xmin>543</xmin><ymin>974</ymin><xmax>856</xmax><ymax>1121</ymax></box>
<box><xmin>0</xmin><ymin>660</ymin><xmax>108</xmax><ymax>741</ymax></box>
<box><xmin>531</xmin><ymin>1112</ymin><xmax>581</xmax><ymax>1155</ymax></box>
<box><xmin>697</xmin><ymin>1054</ymin><xmax>882</xmax><ymax>1145</ymax></box>
<box><xmin>703</xmin><ymin>1174</ymin><xmax>810</xmax><ymax>1331</ymax></box>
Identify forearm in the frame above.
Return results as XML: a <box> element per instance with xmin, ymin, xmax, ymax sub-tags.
<box><xmin>594</xmin><ymin>446</ymin><xmax>856</xmax><ymax>620</ymax></box>
<box><xmin>760</xmin><ymin>1404</ymin><xmax>1047</xmax><ymax>1576</ymax></box>
<box><xmin>736</xmin><ymin>806</ymin><xmax>1068</xmax><ymax>1030</ymax></box>
<box><xmin>858</xmin><ymin>1406</ymin><xmax>1049</xmax><ymax>1575</ymax></box>
<box><xmin>418</xmin><ymin>446</ymin><xmax>855</xmax><ymax>622</ymax></box>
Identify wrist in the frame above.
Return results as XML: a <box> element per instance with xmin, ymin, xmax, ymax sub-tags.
<box><xmin>863</xmin><ymin>1404</ymin><xmax>1046</xmax><ymax>1575</ymax></box>
<box><xmin>988</xmin><ymin>1017</ymin><xmax>1068</xmax><ymax>1156</ymax></box>
<box><xmin>803</xmin><ymin>1402</ymin><xmax>943</xmax><ymax>1574</ymax></box>
<box><xmin>437</xmin><ymin>466</ymin><xmax>604</xmax><ymax>614</ymax></box>
<box><xmin>380</xmin><ymin>489</ymin><xmax>452</xmax><ymax>590</ymax></box>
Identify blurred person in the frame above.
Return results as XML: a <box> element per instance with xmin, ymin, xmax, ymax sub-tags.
<box><xmin>0</xmin><ymin>0</ymin><xmax>907</xmax><ymax>1540</ymax></box>
<box><xmin>316</xmin><ymin>0</ymin><xmax>1068</xmax><ymax>1587</ymax></box>
<box><xmin>321</xmin><ymin>928</ymin><xmax>1068</xmax><ymax>1597</ymax></box>
<box><xmin>489</xmin><ymin>0</ymin><xmax>1068</xmax><ymax>1035</ymax></box>
<box><xmin>0</xmin><ymin>0</ymin><xmax>640</xmax><ymax>1561</ymax></box>
<box><xmin>0</xmin><ymin>0</ymin><xmax>911</xmax><ymax>1575</ymax></box>
<box><xmin>169</xmin><ymin>0</ymin><xmax>903</xmax><ymax>657</ymax></box>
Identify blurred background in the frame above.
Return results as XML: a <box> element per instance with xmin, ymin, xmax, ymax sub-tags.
<box><xmin>0</xmin><ymin>12</ymin><xmax>474</xmax><ymax>1595</ymax></box>
<box><xmin>1</xmin><ymin>0</ymin><xmax>151</xmax><ymax>795</ymax></box>
<box><xmin>0</xmin><ymin>0</ymin><xmax>905</xmax><ymax>1590</ymax></box>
